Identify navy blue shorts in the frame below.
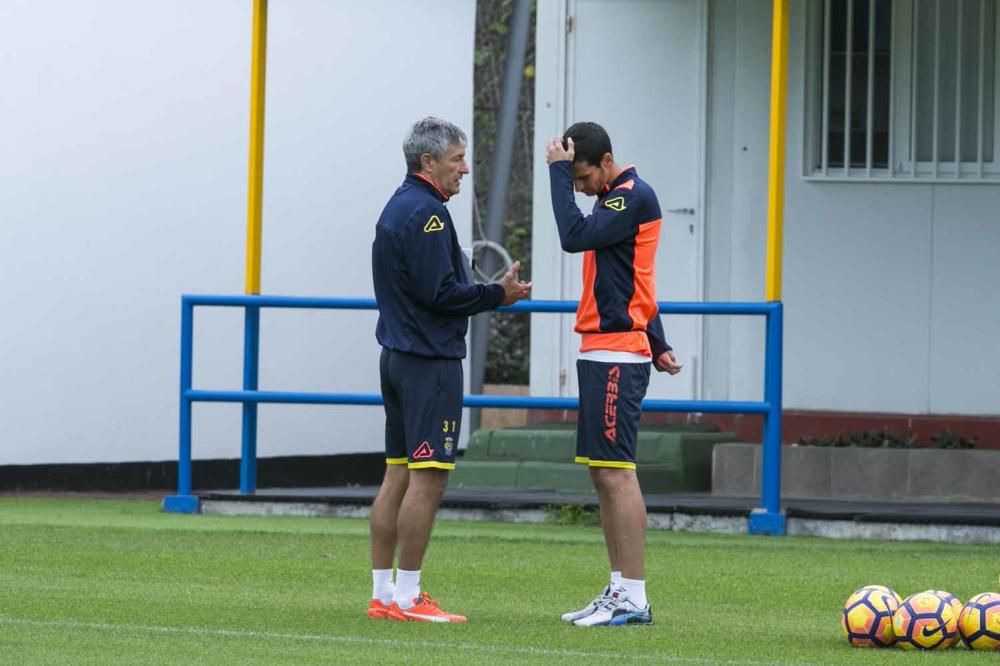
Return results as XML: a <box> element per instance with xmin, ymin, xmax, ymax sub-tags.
<box><xmin>575</xmin><ymin>360</ymin><xmax>651</xmax><ymax>469</ymax></box>
<box><xmin>380</xmin><ymin>348</ymin><xmax>462</xmax><ymax>470</ymax></box>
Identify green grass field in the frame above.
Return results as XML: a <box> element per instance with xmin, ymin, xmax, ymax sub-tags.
<box><xmin>0</xmin><ymin>498</ymin><xmax>997</xmax><ymax>664</ymax></box>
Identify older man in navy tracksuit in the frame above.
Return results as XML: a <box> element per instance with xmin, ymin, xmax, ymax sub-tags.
<box><xmin>367</xmin><ymin>117</ymin><xmax>531</xmax><ymax>624</ymax></box>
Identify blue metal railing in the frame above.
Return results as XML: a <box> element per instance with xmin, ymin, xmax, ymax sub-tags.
<box><xmin>163</xmin><ymin>295</ymin><xmax>786</xmax><ymax>535</ymax></box>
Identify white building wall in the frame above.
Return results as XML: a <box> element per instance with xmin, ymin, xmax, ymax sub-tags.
<box><xmin>706</xmin><ymin>0</ymin><xmax>1000</xmax><ymax>416</ymax></box>
<box><xmin>530</xmin><ymin>0</ymin><xmax>570</xmax><ymax>400</ymax></box>
<box><xmin>0</xmin><ymin>0</ymin><xmax>476</xmax><ymax>465</ymax></box>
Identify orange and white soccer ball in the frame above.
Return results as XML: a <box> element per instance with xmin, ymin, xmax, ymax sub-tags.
<box><xmin>841</xmin><ymin>585</ymin><xmax>902</xmax><ymax>647</ymax></box>
<box><xmin>958</xmin><ymin>592</ymin><xmax>1000</xmax><ymax>651</ymax></box>
<box><xmin>892</xmin><ymin>590</ymin><xmax>959</xmax><ymax>650</ymax></box>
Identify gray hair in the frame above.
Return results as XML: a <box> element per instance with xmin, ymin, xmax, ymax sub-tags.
<box><xmin>403</xmin><ymin>117</ymin><xmax>467</xmax><ymax>172</ymax></box>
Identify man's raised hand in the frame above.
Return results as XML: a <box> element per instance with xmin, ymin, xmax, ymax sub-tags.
<box><xmin>545</xmin><ymin>136</ymin><xmax>574</xmax><ymax>165</ymax></box>
<box><xmin>499</xmin><ymin>260</ymin><xmax>532</xmax><ymax>306</ymax></box>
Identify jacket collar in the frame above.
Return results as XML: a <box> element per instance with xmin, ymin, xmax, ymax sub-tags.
<box><xmin>407</xmin><ymin>172</ymin><xmax>450</xmax><ymax>202</ymax></box>
<box><xmin>602</xmin><ymin>164</ymin><xmax>637</xmax><ymax>194</ymax></box>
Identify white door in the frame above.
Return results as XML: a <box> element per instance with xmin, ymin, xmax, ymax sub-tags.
<box><xmin>561</xmin><ymin>0</ymin><xmax>705</xmax><ymax>401</ymax></box>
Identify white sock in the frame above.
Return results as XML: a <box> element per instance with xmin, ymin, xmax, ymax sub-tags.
<box><xmin>610</xmin><ymin>570</ymin><xmax>623</xmax><ymax>588</ymax></box>
<box><xmin>372</xmin><ymin>569</ymin><xmax>394</xmax><ymax>605</ymax></box>
<box><xmin>621</xmin><ymin>577</ymin><xmax>647</xmax><ymax>609</ymax></box>
<box><xmin>393</xmin><ymin>568</ymin><xmax>421</xmax><ymax>609</ymax></box>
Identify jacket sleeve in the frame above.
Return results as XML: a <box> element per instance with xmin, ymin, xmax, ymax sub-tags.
<box><xmin>402</xmin><ymin>205</ymin><xmax>505</xmax><ymax>316</ymax></box>
<box><xmin>646</xmin><ymin>313</ymin><xmax>673</xmax><ymax>359</ymax></box>
<box><xmin>548</xmin><ymin>161</ymin><xmax>638</xmax><ymax>252</ymax></box>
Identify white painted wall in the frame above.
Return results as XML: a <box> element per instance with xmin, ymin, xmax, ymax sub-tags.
<box><xmin>0</xmin><ymin>0</ymin><xmax>476</xmax><ymax>465</ymax></box>
<box><xmin>706</xmin><ymin>0</ymin><xmax>1000</xmax><ymax>416</ymax></box>
<box><xmin>531</xmin><ymin>0</ymin><xmax>707</xmax><ymax>403</ymax></box>
<box><xmin>530</xmin><ymin>0</ymin><xmax>570</xmax><ymax>399</ymax></box>
<box><xmin>534</xmin><ymin>0</ymin><xmax>1000</xmax><ymax>418</ymax></box>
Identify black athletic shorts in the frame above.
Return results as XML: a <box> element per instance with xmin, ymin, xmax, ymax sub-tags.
<box><xmin>380</xmin><ymin>347</ymin><xmax>463</xmax><ymax>470</ymax></box>
<box><xmin>575</xmin><ymin>359</ymin><xmax>651</xmax><ymax>470</ymax></box>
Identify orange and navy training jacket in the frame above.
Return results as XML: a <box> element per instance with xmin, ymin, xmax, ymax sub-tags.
<box><xmin>373</xmin><ymin>173</ymin><xmax>505</xmax><ymax>359</ymax></box>
<box><xmin>548</xmin><ymin>161</ymin><xmax>671</xmax><ymax>358</ymax></box>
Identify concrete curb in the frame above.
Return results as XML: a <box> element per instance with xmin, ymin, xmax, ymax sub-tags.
<box><xmin>712</xmin><ymin>443</ymin><xmax>1000</xmax><ymax>503</ymax></box>
<box><xmin>200</xmin><ymin>499</ymin><xmax>1000</xmax><ymax>544</ymax></box>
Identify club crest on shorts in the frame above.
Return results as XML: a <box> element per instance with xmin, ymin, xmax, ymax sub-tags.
<box><xmin>443</xmin><ymin>437</ymin><xmax>455</xmax><ymax>456</ymax></box>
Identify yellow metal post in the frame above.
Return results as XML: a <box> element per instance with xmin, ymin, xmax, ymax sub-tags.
<box><xmin>245</xmin><ymin>0</ymin><xmax>268</xmax><ymax>294</ymax></box>
<box><xmin>765</xmin><ymin>0</ymin><xmax>789</xmax><ymax>301</ymax></box>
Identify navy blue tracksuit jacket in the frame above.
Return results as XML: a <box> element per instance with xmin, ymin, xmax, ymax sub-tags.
<box><xmin>373</xmin><ymin>173</ymin><xmax>504</xmax><ymax>359</ymax></box>
<box><xmin>549</xmin><ymin>162</ymin><xmax>671</xmax><ymax>358</ymax></box>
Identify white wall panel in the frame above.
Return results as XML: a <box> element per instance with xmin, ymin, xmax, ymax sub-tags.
<box><xmin>0</xmin><ymin>0</ymin><xmax>476</xmax><ymax>465</ymax></box>
<box><xmin>929</xmin><ymin>186</ymin><xmax>1000</xmax><ymax>414</ymax></box>
<box><xmin>707</xmin><ymin>0</ymin><xmax>999</xmax><ymax>416</ymax></box>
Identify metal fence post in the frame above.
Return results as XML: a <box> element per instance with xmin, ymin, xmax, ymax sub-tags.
<box><xmin>240</xmin><ymin>304</ymin><xmax>260</xmax><ymax>495</ymax></box>
<box><xmin>162</xmin><ymin>298</ymin><xmax>200</xmax><ymax>513</ymax></box>
<box><xmin>749</xmin><ymin>302</ymin><xmax>786</xmax><ymax>535</ymax></box>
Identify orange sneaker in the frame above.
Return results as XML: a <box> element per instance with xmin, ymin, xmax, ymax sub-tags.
<box><xmin>387</xmin><ymin>593</ymin><xmax>467</xmax><ymax>623</ymax></box>
<box><xmin>367</xmin><ymin>598</ymin><xmax>391</xmax><ymax>620</ymax></box>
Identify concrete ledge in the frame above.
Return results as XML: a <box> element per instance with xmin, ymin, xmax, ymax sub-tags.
<box><xmin>515</xmin><ymin>461</ymin><xmax>591</xmax><ymax>493</ymax></box>
<box><xmin>712</xmin><ymin>443</ymin><xmax>1000</xmax><ymax>503</ymax></box>
<box><xmin>449</xmin><ymin>461</ymin><xmax>520</xmax><ymax>489</ymax></box>
<box><xmin>487</xmin><ymin>431</ymin><xmax>576</xmax><ymax>462</ymax></box>
<box><xmin>459</xmin><ymin>426</ymin><xmax>735</xmax><ymax>494</ymax></box>
<box><xmin>787</xmin><ymin>518</ymin><xmax>1000</xmax><ymax>545</ymax></box>
<box><xmin>710</xmin><ymin>443</ymin><xmax>756</xmax><ymax>496</ymax></box>
<box><xmin>199</xmin><ymin>499</ymin><xmax>1000</xmax><ymax>544</ymax></box>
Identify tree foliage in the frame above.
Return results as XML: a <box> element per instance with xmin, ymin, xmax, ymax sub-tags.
<box><xmin>474</xmin><ymin>0</ymin><xmax>536</xmax><ymax>385</ymax></box>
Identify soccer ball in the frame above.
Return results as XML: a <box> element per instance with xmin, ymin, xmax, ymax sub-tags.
<box><xmin>929</xmin><ymin>589</ymin><xmax>963</xmax><ymax>622</ymax></box>
<box><xmin>841</xmin><ymin>585</ymin><xmax>902</xmax><ymax>647</ymax></box>
<box><xmin>892</xmin><ymin>590</ymin><xmax>959</xmax><ymax>650</ymax></box>
<box><xmin>958</xmin><ymin>592</ymin><xmax>1000</xmax><ymax>650</ymax></box>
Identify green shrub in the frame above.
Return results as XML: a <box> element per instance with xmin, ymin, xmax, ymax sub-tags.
<box><xmin>797</xmin><ymin>429</ymin><xmax>915</xmax><ymax>448</ymax></box>
<box><xmin>797</xmin><ymin>427</ymin><xmax>979</xmax><ymax>449</ymax></box>
<box><xmin>546</xmin><ymin>503</ymin><xmax>599</xmax><ymax>526</ymax></box>
<box><xmin>930</xmin><ymin>428</ymin><xmax>977</xmax><ymax>449</ymax></box>
<box><xmin>844</xmin><ymin>429</ymin><xmax>916</xmax><ymax>448</ymax></box>
<box><xmin>796</xmin><ymin>435</ymin><xmax>843</xmax><ymax>447</ymax></box>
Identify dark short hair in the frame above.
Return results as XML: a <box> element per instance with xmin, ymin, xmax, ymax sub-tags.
<box><xmin>563</xmin><ymin>122</ymin><xmax>612</xmax><ymax>167</ymax></box>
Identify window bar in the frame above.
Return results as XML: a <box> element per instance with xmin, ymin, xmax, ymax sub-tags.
<box><xmin>845</xmin><ymin>0</ymin><xmax>854</xmax><ymax>173</ymax></box>
<box><xmin>978</xmin><ymin>0</ymin><xmax>986</xmax><ymax>178</ymax></box>
<box><xmin>866</xmin><ymin>0</ymin><xmax>876</xmax><ymax>175</ymax></box>
<box><xmin>910</xmin><ymin>0</ymin><xmax>919</xmax><ymax>176</ymax></box>
<box><xmin>955</xmin><ymin>0</ymin><xmax>963</xmax><ymax>177</ymax></box>
<box><xmin>932</xmin><ymin>0</ymin><xmax>940</xmax><ymax>178</ymax></box>
<box><xmin>888</xmin><ymin>0</ymin><xmax>896</xmax><ymax>177</ymax></box>
<box><xmin>822</xmin><ymin>0</ymin><xmax>832</xmax><ymax>175</ymax></box>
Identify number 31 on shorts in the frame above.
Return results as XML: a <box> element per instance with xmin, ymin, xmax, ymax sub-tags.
<box><xmin>442</xmin><ymin>420</ymin><xmax>457</xmax><ymax>433</ymax></box>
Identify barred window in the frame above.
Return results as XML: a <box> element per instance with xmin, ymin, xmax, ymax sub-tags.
<box><xmin>806</xmin><ymin>0</ymin><xmax>1000</xmax><ymax>181</ymax></box>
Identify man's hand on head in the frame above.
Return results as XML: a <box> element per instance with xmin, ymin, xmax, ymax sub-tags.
<box><xmin>546</xmin><ymin>136</ymin><xmax>575</xmax><ymax>165</ymax></box>
<box><xmin>498</xmin><ymin>260</ymin><xmax>533</xmax><ymax>306</ymax></box>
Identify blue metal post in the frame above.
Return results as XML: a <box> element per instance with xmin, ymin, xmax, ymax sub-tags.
<box><xmin>749</xmin><ymin>302</ymin><xmax>786</xmax><ymax>535</ymax></box>
<box><xmin>240</xmin><ymin>306</ymin><xmax>260</xmax><ymax>494</ymax></box>
<box><xmin>163</xmin><ymin>299</ymin><xmax>200</xmax><ymax>513</ymax></box>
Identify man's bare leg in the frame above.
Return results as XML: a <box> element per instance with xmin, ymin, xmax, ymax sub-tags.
<box><xmin>396</xmin><ymin>468</ymin><xmax>448</xmax><ymax>570</ymax></box>
<box><xmin>591</xmin><ymin>468</ymin><xmax>645</xmax><ymax>580</ymax></box>
<box><xmin>594</xmin><ymin>469</ymin><xmax>621</xmax><ymax>575</ymax></box>
<box><xmin>370</xmin><ymin>464</ymin><xmax>409</xmax><ymax>569</ymax></box>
